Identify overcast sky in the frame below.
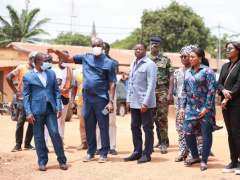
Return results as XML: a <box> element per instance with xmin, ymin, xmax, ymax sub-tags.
<box><xmin>0</xmin><ymin>0</ymin><xmax>239</xmax><ymax>44</ymax></box>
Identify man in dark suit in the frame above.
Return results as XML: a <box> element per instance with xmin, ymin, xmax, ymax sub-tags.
<box><xmin>23</xmin><ymin>53</ymin><xmax>67</xmax><ymax>171</ymax></box>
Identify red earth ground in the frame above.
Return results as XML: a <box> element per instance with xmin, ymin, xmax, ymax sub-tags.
<box><xmin>0</xmin><ymin>113</ymin><xmax>238</xmax><ymax>180</ymax></box>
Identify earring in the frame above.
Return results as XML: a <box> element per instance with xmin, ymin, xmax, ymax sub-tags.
<box><xmin>199</xmin><ymin>59</ymin><xmax>202</xmax><ymax>62</ymax></box>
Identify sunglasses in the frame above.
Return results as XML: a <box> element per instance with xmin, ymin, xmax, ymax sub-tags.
<box><xmin>180</xmin><ymin>55</ymin><xmax>189</xmax><ymax>59</ymax></box>
<box><xmin>225</xmin><ymin>47</ymin><xmax>234</xmax><ymax>51</ymax></box>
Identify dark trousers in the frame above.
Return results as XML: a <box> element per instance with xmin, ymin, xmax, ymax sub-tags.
<box><xmin>222</xmin><ymin>106</ymin><xmax>240</xmax><ymax>163</ymax></box>
<box><xmin>83</xmin><ymin>99</ymin><xmax>110</xmax><ymax>156</ymax></box>
<box><xmin>33</xmin><ymin>104</ymin><xmax>66</xmax><ymax>165</ymax></box>
<box><xmin>15</xmin><ymin>100</ymin><xmax>33</xmax><ymax>146</ymax></box>
<box><xmin>185</xmin><ymin>120</ymin><xmax>212</xmax><ymax>163</ymax></box>
<box><xmin>130</xmin><ymin>108</ymin><xmax>154</xmax><ymax>155</ymax></box>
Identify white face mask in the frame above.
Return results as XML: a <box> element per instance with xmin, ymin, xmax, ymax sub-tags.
<box><xmin>92</xmin><ymin>47</ymin><xmax>102</xmax><ymax>56</ymax></box>
<box><xmin>61</xmin><ymin>62</ymin><xmax>68</xmax><ymax>67</ymax></box>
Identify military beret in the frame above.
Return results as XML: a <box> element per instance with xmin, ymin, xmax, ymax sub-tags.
<box><xmin>150</xmin><ymin>37</ymin><xmax>162</xmax><ymax>43</ymax></box>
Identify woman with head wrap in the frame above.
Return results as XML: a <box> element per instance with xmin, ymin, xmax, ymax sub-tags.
<box><xmin>180</xmin><ymin>48</ymin><xmax>222</xmax><ymax>171</ymax></box>
<box><xmin>174</xmin><ymin>45</ymin><xmax>203</xmax><ymax>162</ymax></box>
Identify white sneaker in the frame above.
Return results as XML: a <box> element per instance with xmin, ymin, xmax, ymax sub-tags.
<box><xmin>235</xmin><ymin>164</ymin><xmax>240</xmax><ymax>175</ymax></box>
<box><xmin>222</xmin><ymin>162</ymin><xmax>238</xmax><ymax>173</ymax></box>
<box><xmin>98</xmin><ymin>155</ymin><xmax>108</xmax><ymax>163</ymax></box>
<box><xmin>83</xmin><ymin>154</ymin><xmax>95</xmax><ymax>162</ymax></box>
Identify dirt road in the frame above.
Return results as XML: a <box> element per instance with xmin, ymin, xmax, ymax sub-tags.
<box><xmin>0</xmin><ymin>114</ymin><xmax>238</xmax><ymax>180</ymax></box>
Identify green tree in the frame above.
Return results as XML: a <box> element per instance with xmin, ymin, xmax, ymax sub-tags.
<box><xmin>111</xmin><ymin>29</ymin><xmax>140</xmax><ymax>49</ymax></box>
<box><xmin>111</xmin><ymin>1</ymin><xmax>210</xmax><ymax>52</ymax></box>
<box><xmin>54</xmin><ymin>32</ymin><xmax>91</xmax><ymax>46</ymax></box>
<box><xmin>139</xmin><ymin>1</ymin><xmax>210</xmax><ymax>52</ymax></box>
<box><xmin>0</xmin><ymin>5</ymin><xmax>50</xmax><ymax>46</ymax></box>
<box><xmin>206</xmin><ymin>33</ymin><xmax>240</xmax><ymax>59</ymax></box>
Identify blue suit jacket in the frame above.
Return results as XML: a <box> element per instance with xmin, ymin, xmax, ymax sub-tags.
<box><xmin>127</xmin><ymin>56</ymin><xmax>157</xmax><ymax>109</ymax></box>
<box><xmin>23</xmin><ymin>69</ymin><xmax>62</xmax><ymax>116</ymax></box>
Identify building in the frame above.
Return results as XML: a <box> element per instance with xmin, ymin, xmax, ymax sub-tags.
<box><xmin>0</xmin><ymin>42</ymin><xmax>227</xmax><ymax>102</ymax></box>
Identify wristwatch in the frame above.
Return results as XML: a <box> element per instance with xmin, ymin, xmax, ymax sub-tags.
<box><xmin>109</xmin><ymin>99</ymin><xmax>114</xmax><ymax>103</ymax></box>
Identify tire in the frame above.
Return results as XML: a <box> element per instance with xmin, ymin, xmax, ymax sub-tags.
<box><xmin>118</xmin><ymin>103</ymin><xmax>126</xmax><ymax>117</ymax></box>
<box><xmin>3</xmin><ymin>105</ymin><xmax>10</xmax><ymax>115</ymax></box>
<box><xmin>10</xmin><ymin>104</ymin><xmax>18</xmax><ymax>121</ymax></box>
<box><xmin>65</xmin><ymin>103</ymin><xmax>73</xmax><ymax>122</ymax></box>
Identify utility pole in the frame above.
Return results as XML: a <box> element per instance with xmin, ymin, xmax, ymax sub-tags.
<box><xmin>26</xmin><ymin>0</ymin><xmax>30</xmax><ymax>12</ymax></box>
<box><xmin>70</xmin><ymin>0</ymin><xmax>78</xmax><ymax>33</ymax></box>
<box><xmin>217</xmin><ymin>23</ymin><xmax>221</xmax><ymax>74</ymax></box>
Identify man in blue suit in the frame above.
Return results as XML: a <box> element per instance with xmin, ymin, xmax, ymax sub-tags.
<box><xmin>124</xmin><ymin>42</ymin><xmax>157</xmax><ymax>164</ymax></box>
<box><xmin>23</xmin><ymin>53</ymin><xmax>67</xmax><ymax>171</ymax></box>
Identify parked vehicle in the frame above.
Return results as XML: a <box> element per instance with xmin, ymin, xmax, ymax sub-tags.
<box><xmin>116</xmin><ymin>82</ymin><xmax>127</xmax><ymax>117</ymax></box>
<box><xmin>10</xmin><ymin>95</ymin><xmax>18</xmax><ymax>121</ymax></box>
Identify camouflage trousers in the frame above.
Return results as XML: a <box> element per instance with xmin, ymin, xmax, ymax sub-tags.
<box><xmin>152</xmin><ymin>90</ymin><xmax>168</xmax><ymax>143</ymax></box>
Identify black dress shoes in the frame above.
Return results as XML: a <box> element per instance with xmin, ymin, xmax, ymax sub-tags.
<box><xmin>39</xmin><ymin>164</ymin><xmax>47</xmax><ymax>171</ymax></box>
<box><xmin>59</xmin><ymin>162</ymin><xmax>68</xmax><ymax>170</ymax></box>
<box><xmin>200</xmin><ymin>165</ymin><xmax>207</xmax><ymax>171</ymax></box>
<box><xmin>137</xmin><ymin>155</ymin><xmax>151</xmax><ymax>164</ymax></box>
<box><xmin>124</xmin><ymin>153</ymin><xmax>142</xmax><ymax>162</ymax></box>
<box><xmin>184</xmin><ymin>158</ymin><xmax>201</xmax><ymax>165</ymax></box>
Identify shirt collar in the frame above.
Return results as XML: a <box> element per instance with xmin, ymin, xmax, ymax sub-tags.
<box><xmin>34</xmin><ymin>68</ymin><xmax>44</xmax><ymax>73</ymax></box>
<box><xmin>134</xmin><ymin>55</ymin><xmax>147</xmax><ymax>64</ymax></box>
<box><xmin>190</xmin><ymin>64</ymin><xmax>205</xmax><ymax>74</ymax></box>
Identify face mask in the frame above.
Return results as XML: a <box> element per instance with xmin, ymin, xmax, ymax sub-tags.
<box><xmin>32</xmin><ymin>62</ymin><xmax>36</xmax><ymax>68</ymax></box>
<box><xmin>92</xmin><ymin>47</ymin><xmax>102</xmax><ymax>56</ymax></box>
<box><xmin>151</xmin><ymin>44</ymin><xmax>158</xmax><ymax>51</ymax></box>
<box><xmin>61</xmin><ymin>62</ymin><xmax>68</xmax><ymax>67</ymax></box>
<box><xmin>102</xmin><ymin>50</ymin><xmax>106</xmax><ymax>56</ymax></box>
<box><xmin>48</xmin><ymin>63</ymin><xmax>52</xmax><ymax>69</ymax></box>
<box><xmin>41</xmin><ymin>62</ymin><xmax>52</xmax><ymax>71</ymax></box>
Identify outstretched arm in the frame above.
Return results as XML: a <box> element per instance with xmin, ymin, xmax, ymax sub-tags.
<box><xmin>47</xmin><ymin>49</ymin><xmax>74</xmax><ymax>63</ymax></box>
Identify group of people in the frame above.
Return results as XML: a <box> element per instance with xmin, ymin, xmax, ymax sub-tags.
<box><xmin>124</xmin><ymin>37</ymin><xmax>240</xmax><ymax>175</ymax></box>
<box><xmin>5</xmin><ymin>36</ymin><xmax>240</xmax><ymax>175</ymax></box>
<box><xmin>6</xmin><ymin>39</ymin><xmax>119</xmax><ymax>170</ymax></box>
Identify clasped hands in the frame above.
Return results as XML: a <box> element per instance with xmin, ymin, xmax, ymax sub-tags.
<box><xmin>180</xmin><ymin>107</ymin><xmax>209</xmax><ymax>120</ymax></box>
<box><xmin>221</xmin><ymin>89</ymin><xmax>232</xmax><ymax>110</ymax></box>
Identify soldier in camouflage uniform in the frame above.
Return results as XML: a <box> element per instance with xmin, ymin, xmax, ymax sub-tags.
<box><xmin>148</xmin><ymin>37</ymin><xmax>175</xmax><ymax>154</ymax></box>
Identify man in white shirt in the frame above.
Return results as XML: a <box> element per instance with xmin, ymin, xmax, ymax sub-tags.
<box><xmin>44</xmin><ymin>54</ymin><xmax>62</xmax><ymax>150</ymax></box>
<box><xmin>52</xmin><ymin>51</ymin><xmax>73</xmax><ymax>149</ymax></box>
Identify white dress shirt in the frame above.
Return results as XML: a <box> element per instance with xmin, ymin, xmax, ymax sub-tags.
<box><xmin>60</xmin><ymin>67</ymin><xmax>67</xmax><ymax>90</ymax></box>
<box><xmin>34</xmin><ymin>68</ymin><xmax>50</xmax><ymax>102</ymax></box>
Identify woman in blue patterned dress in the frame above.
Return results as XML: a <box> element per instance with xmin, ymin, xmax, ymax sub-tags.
<box><xmin>180</xmin><ymin>48</ymin><xmax>222</xmax><ymax>171</ymax></box>
<box><xmin>174</xmin><ymin>45</ymin><xmax>203</xmax><ymax>162</ymax></box>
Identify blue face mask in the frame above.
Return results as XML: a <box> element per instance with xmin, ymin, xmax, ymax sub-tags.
<box><xmin>32</xmin><ymin>62</ymin><xmax>36</xmax><ymax>68</ymax></box>
<box><xmin>41</xmin><ymin>62</ymin><xmax>52</xmax><ymax>71</ymax></box>
<box><xmin>102</xmin><ymin>50</ymin><xmax>106</xmax><ymax>56</ymax></box>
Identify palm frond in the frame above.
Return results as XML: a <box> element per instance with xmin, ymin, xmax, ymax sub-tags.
<box><xmin>0</xmin><ymin>16</ymin><xmax>11</xmax><ymax>28</ymax></box>
<box><xmin>24</xmin><ymin>8</ymin><xmax>40</xmax><ymax>33</ymax></box>
<box><xmin>0</xmin><ymin>39</ymin><xmax>12</xmax><ymax>46</ymax></box>
<box><xmin>30</xmin><ymin>18</ymin><xmax>50</xmax><ymax>31</ymax></box>
<box><xmin>7</xmin><ymin>5</ymin><xmax>20</xmax><ymax>26</ymax></box>
<box><xmin>24</xmin><ymin>29</ymin><xmax>50</xmax><ymax>38</ymax></box>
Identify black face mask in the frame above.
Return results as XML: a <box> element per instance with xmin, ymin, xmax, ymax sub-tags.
<box><xmin>151</xmin><ymin>44</ymin><xmax>158</xmax><ymax>51</ymax></box>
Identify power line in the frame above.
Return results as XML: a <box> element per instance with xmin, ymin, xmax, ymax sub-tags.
<box><xmin>45</xmin><ymin>29</ymin><xmax>130</xmax><ymax>35</ymax></box>
<box><xmin>0</xmin><ymin>15</ymin><xmax>136</xmax><ymax>30</ymax></box>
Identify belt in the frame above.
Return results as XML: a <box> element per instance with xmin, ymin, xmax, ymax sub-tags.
<box><xmin>46</xmin><ymin>102</ymin><xmax>51</xmax><ymax>105</ymax></box>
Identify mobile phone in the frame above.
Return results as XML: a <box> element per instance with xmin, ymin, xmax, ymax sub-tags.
<box><xmin>102</xmin><ymin>108</ymin><xmax>109</xmax><ymax>115</ymax></box>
